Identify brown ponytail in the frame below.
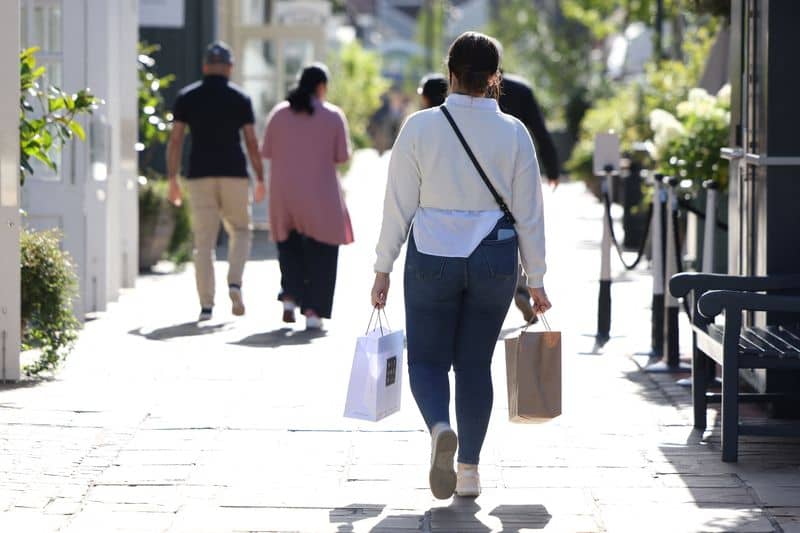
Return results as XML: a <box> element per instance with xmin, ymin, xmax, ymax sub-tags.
<box><xmin>447</xmin><ymin>32</ymin><xmax>502</xmax><ymax>99</ymax></box>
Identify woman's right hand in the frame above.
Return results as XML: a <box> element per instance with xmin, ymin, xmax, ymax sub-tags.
<box><xmin>528</xmin><ymin>286</ymin><xmax>552</xmax><ymax>315</ymax></box>
<box><xmin>371</xmin><ymin>273</ymin><xmax>391</xmax><ymax>309</ymax></box>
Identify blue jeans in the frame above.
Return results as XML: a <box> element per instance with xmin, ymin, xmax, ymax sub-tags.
<box><xmin>404</xmin><ymin>218</ymin><xmax>518</xmax><ymax>464</ymax></box>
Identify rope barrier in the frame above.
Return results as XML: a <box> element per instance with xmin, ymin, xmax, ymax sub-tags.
<box><xmin>602</xmin><ymin>191</ymin><xmax>653</xmax><ymax>271</ymax></box>
<box><xmin>677</xmin><ymin>197</ymin><xmax>728</xmax><ymax>231</ymax></box>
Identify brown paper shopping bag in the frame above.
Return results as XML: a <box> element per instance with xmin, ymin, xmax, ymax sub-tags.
<box><xmin>504</xmin><ymin>314</ymin><xmax>561</xmax><ymax>423</ymax></box>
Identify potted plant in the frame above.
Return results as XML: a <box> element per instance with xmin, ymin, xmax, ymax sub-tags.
<box><xmin>649</xmin><ymin>84</ymin><xmax>731</xmax><ymax>271</ymax></box>
<box><xmin>137</xmin><ymin>43</ymin><xmax>192</xmax><ymax>270</ymax></box>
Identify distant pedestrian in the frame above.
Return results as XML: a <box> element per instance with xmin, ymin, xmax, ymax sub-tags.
<box><xmin>261</xmin><ymin>64</ymin><xmax>353</xmax><ymax>330</ymax></box>
<box><xmin>371</xmin><ymin>32</ymin><xmax>551</xmax><ymax>499</ymax></box>
<box><xmin>167</xmin><ymin>41</ymin><xmax>265</xmax><ymax>322</ymax></box>
<box><xmin>499</xmin><ymin>72</ymin><xmax>561</xmax><ymax>323</ymax></box>
<box><xmin>367</xmin><ymin>93</ymin><xmax>401</xmax><ymax>153</ymax></box>
<box><xmin>418</xmin><ymin>73</ymin><xmax>448</xmax><ymax>108</ymax></box>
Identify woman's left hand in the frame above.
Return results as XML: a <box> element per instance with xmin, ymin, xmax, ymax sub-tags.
<box><xmin>371</xmin><ymin>273</ymin><xmax>391</xmax><ymax>309</ymax></box>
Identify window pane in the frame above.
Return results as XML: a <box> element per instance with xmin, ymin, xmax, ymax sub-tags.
<box><xmin>31</xmin><ymin>3</ymin><xmax>62</xmax><ymax>54</ymax></box>
<box><xmin>243</xmin><ymin>38</ymin><xmax>275</xmax><ymax>79</ymax></box>
<box><xmin>239</xmin><ymin>0</ymin><xmax>271</xmax><ymax>25</ymax></box>
<box><xmin>242</xmin><ymin>39</ymin><xmax>277</xmax><ymax>135</ymax></box>
<box><xmin>282</xmin><ymin>40</ymin><xmax>315</xmax><ymax>96</ymax></box>
<box><xmin>20</xmin><ymin>5</ymin><xmax>28</xmax><ymax>47</ymax></box>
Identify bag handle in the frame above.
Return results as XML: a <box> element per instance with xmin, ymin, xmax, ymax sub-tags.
<box><xmin>440</xmin><ymin>105</ymin><xmax>516</xmax><ymax>225</ymax></box>
<box><xmin>522</xmin><ymin>312</ymin><xmax>552</xmax><ymax>332</ymax></box>
<box><xmin>365</xmin><ymin>307</ymin><xmax>392</xmax><ymax>335</ymax></box>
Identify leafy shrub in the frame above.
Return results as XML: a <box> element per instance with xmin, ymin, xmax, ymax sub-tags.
<box><xmin>19</xmin><ymin>47</ymin><xmax>99</xmax><ymax>183</ymax></box>
<box><xmin>137</xmin><ymin>42</ymin><xmax>192</xmax><ymax>265</ymax></box>
<box><xmin>650</xmin><ymin>85</ymin><xmax>730</xmax><ymax>192</ymax></box>
<box><xmin>566</xmin><ymin>23</ymin><xmax>716</xmax><ymax>183</ymax></box>
<box><xmin>20</xmin><ymin>229</ymin><xmax>80</xmax><ymax>375</ymax></box>
<box><xmin>327</xmin><ymin>41</ymin><xmax>391</xmax><ymax>150</ymax></box>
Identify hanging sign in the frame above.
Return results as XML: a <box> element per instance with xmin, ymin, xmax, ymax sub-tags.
<box><xmin>139</xmin><ymin>0</ymin><xmax>185</xmax><ymax>28</ymax></box>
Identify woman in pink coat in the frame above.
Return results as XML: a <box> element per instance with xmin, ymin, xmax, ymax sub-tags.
<box><xmin>261</xmin><ymin>64</ymin><xmax>353</xmax><ymax>330</ymax></box>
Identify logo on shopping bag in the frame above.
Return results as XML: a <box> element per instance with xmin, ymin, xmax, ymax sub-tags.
<box><xmin>385</xmin><ymin>356</ymin><xmax>397</xmax><ymax>387</ymax></box>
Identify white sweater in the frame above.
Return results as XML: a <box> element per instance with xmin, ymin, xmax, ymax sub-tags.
<box><xmin>375</xmin><ymin>94</ymin><xmax>547</xmax><ymax>287</ymax></box>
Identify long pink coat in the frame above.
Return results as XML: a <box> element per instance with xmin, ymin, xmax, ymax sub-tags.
<box><xmin>261</xmin><ymin>99</ymin><xmax>354</xmax><ymax>245</ymax></box>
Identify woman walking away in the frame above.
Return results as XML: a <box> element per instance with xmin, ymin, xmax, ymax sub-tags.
<box><xmin>371</xmin><ymin>32</ymin><xmax>551</xmax><ymax>499</ymax></box>
<box><xmin>261</xmin><ymin>63</ymin><xmax>353</xmax><ymax>330</ymax></box>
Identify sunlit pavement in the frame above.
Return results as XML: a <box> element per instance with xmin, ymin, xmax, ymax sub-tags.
<box><xmin>2</xmin><ymin>150</ymin><xmax>799</xmax><ymax>532</ymax></box>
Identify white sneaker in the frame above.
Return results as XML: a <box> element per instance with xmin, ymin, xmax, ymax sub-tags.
<box><xmin>455</xmin><ymin>463</ymin><xmax>481</xmax><ymax>497</ymax></box>
<box><xmin>198</xmin><ymin>308</ymin><xmax>213</xmax><ymax>322</ymax></box>
<box><xmin>429</xmin><ymin>423</ymin><xmax>457</xmax><ymax>500</ymax></box>
<box><xmin>305</xmin><ymin>314</ymin><xmax>323</xmax><ymax>330</ymax></box>
<box><xmin>229</xmin><ymin>287</ymin><xmax>245</xmax><ymax>316</ymax></box>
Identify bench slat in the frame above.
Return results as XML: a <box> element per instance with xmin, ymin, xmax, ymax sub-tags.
<box><xmin>743</xmin><ymin>328</ymin><xmax>786</xmax><ymax>356</ymax></box>
<box><xmin>760</xmin><ymin>326</ymin><xmax>800</xmax><ymax>358</ymax></box>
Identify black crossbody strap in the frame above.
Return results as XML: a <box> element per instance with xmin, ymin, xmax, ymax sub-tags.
<box><xmin>439</xmin><ymin>105</ymin><xmax>516</xmax><ymax>225</ymax></box>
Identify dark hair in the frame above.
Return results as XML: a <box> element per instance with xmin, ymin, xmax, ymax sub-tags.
<box><xmin>447</xmin><ymin>32</ymin><xmax>501</xmax><ymax>99</ymax></box>
<box><xmin>288</xmin><ymin>63</ymin><xmax>329</xmax><ymax>115</ymax></box>
<box><xmin>418</xmin><ymin>73</ymin><xmax>448</xmax><ymax>107</ymax></box>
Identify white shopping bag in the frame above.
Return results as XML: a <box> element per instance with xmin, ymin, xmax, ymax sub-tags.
<box><xmin>343</xmin><ymin>314</ymin><xmax>405</xmax><ymax>422</ymax></box>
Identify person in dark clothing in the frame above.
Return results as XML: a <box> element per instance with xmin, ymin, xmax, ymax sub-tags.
<box><xmin>418</xmin><ymin>73</ymin><xmax>449</xmax><ymax>108</ymax></box>
<box><xmin>498</xmin><ymin>73</ymin><xmax>560</xmax><ymax>322</ymax></box>
<box><xmin>499</xmin><ymin>74</ymin><xmax>560</xmax><ymax>185</ymax></box>
<box><xmin>167</xmin><ymin>41</ymin><xmax>265</xmax><ymax>322</ymax></box>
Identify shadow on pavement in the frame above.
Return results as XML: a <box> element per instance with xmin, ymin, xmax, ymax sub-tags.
<box><xmin>231</xmin><ymin>327</ymin><xmax>327</xmax><ymax>348</ymax></box>
<box><xmin>328</xmin><ymin>503</ymin><xmax>385</xmax><ymax>532</ymax></box>
<box><xmin>128</xmin><ymin>321</ymin><xmax>232</xmax><ymax>341</ymax></box>
<box><xmin>488</xmin><ymin>504</ymin><xmax>553</xmax><ymax>531</ymax></box>
<box><xmin>623</xmin><ymin>366</ymin><xmax>800</xmax><ymax>529</ymax></box>
<box><xmin>368</xmin><ymin>499</ymin><xmax>551</xmax><ymax>532</ymax></box>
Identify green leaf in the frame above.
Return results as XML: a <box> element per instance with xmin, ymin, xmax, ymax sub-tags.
<box><xmin>67</xmin><ymin>120</ymin><xmax>85</xmax><ymax>141</ymax></box>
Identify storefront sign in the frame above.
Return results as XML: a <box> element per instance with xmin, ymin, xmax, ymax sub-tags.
<box><xmin>274</xmin><ymin>0</ymin><xmax>330</xmax><ymax>25</ymax></box>
<box><xmin>139</xmin><ymin>0</ymin><xmax>184</xmax><ymax>28</ymax></box>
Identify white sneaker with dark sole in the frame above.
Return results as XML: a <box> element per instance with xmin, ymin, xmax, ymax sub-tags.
<box><xmin>429</xmin><ymin>423</ymin><xmax>457</xmax><ymax>500</ymax></box>
<box><xmin>229</xmin><ymin>287</ymin><xmax>245</xmax><ymax>316</ymax></box>
<box><xmin>455</xmin><ymin>463</ymin><xmax>481</xmax><ymax>497</ymax></box>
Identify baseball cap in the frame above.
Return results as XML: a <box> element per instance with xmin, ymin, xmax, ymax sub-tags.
<box><xmin>205</xmin><ymin>41</ymin><xmax>234</xmax><ymax>65</ymax></box>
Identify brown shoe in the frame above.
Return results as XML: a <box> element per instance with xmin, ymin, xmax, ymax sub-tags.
<box><xmin>282</xmin><ymin>301</ymin><xmax>296</xmax><ymax>323</ymax></box>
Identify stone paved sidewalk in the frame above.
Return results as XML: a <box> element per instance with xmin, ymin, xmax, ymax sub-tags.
<box><xmin>2</xmin><ymin>151</ymin><xmax>800</xmax><ymax>532</ymax></box>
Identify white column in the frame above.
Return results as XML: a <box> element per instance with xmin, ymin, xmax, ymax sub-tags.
<box><xmin>119</xmin><ymin>0</ymin><xmax>139</xmax><ymax>288</ymax></box>
<box><xmin>85</xmin><ymin>0</ymin><xmax>112</xmax><ymax>310</ymax></box>
<box><xmin>0</xmin><ymin>0</ymin><xmax>21</xmax><ymax>381</ymax></box>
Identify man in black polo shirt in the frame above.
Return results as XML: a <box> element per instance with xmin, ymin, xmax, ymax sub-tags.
<box><xmin>167</xmin><ymin>41</ymin><xmax>265</xmax><ymax>321</ymax></box>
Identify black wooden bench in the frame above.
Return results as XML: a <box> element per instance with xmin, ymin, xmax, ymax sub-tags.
<box><xmin>669</xmin><ymin>272</ymin><xmax>800</xmax><ymax>462</ymax></box>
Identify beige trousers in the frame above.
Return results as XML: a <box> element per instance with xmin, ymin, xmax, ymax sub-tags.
<box><xmin>187</xmin><ymin>178</ymin><xmax>252</xmax><ymax>309</ymax></box>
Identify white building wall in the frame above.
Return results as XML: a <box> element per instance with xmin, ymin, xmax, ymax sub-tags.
<box><xmin>119</xmin><ymin>0</ymin><xmax>140</xmax><ymax>289</ymax></box>
<box><xmin>0</xmin><ymin>0</ymin><xmax>21</xmax><ymax>381</ymax></box>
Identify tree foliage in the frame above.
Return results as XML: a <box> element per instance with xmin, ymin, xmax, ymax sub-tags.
<box><xmin>327</xmin><ymin>41</ymin><xmax>391</xmax><ymax>150</ymax></box>
<box><xmin>137</xmin><ymin>42</ymin><xmax>191</xmax><ymax>265</ymax></box>
<box><xmin>19</xmin><ymin>47</ymin><xmax>100</xmax><ymax>184</ymax></box>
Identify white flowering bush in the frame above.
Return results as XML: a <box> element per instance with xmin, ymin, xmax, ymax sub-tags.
<box><xmin>649</xmin><ymin>84</ymin><xmax>731</xmax><ymax>192</ymax></box>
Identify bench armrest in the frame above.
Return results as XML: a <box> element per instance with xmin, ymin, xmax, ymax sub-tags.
<box><xmin>698</xmin><ymin>290</ymin><xmax>800</xmax><ymax>319</ymax></box>
<box><xmin>670</xmin><ymin>272</ymin><xmax>800</xmax><ymax>299</ymax></box>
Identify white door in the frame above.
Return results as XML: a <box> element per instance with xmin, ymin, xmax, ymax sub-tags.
<box><xmin>20</xmin><ymin>0</ymin><xmax>91</xmax><ymax>318</ymax></box>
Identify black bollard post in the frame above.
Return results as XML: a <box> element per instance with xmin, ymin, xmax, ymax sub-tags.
<box><xmin>596</xmin><ymin>165</ymin><xmax>614</xmax><ymax>347</ymax></box>
<box><xmin>650</xmin><ymin>175</ymin><xmax>665</xmax><ymax>358</ymax></box>
<box><xmin>646</xmin><ymin>176</ymin><xmax>690</xmax><ymax>373</ymax></box>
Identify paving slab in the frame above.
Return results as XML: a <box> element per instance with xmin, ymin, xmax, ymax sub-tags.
<box><xmin>1</xmin><ymin>151</ymin><xmax>799</xmax><ymax>531</ymax></box>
